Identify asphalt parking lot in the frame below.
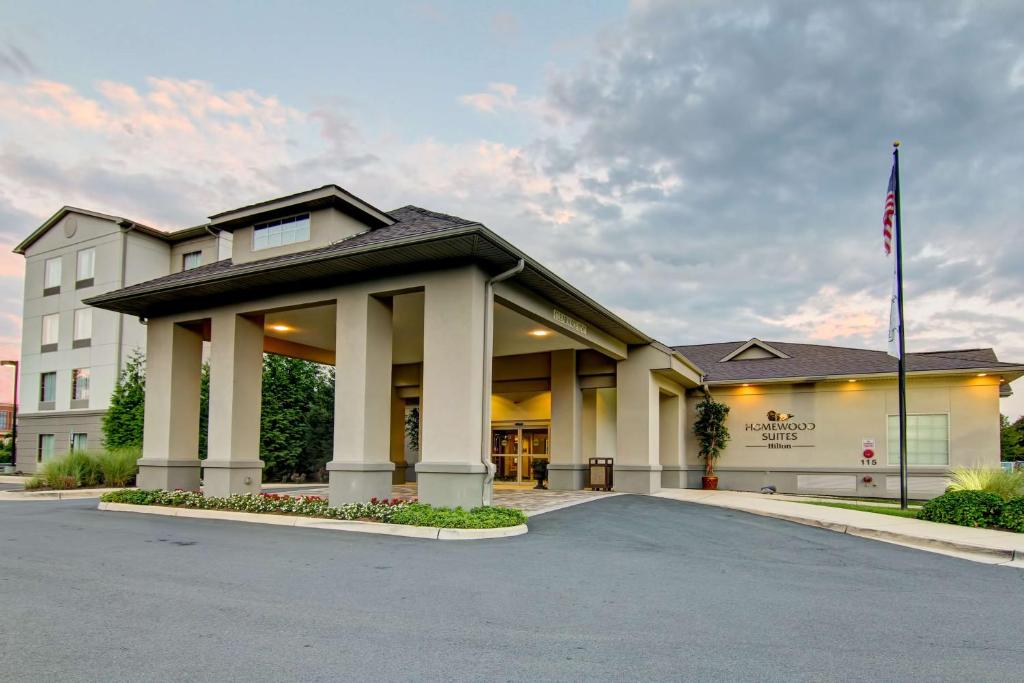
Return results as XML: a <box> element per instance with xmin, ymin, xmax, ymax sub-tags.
<box><xmin>2</xmin><ymin>495</ymin><xmax>1023</xmax><ymax>682</ymax></box>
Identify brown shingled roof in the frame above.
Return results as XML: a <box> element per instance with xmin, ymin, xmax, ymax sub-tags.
<box><xmin>672</xmin><ymin>340</ymin><xmax>1024</xmax><ymax>383</ymax></box>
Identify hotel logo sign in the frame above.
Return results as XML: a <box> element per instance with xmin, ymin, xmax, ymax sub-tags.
<box><xmin>745</xmin><ymin>410</ymin><xmax>816</xmax><ymax>450</ymax></box>
<box><xmin>553</xmin><ymin>309</ymin><xmax>588</xmax><ymax>337</ymax></box>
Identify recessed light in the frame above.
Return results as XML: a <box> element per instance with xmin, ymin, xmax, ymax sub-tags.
<box><xmin>742</xmin><ymin>383</ymin><xmax>750</xmax><ymax>387</ymax></box>
<box><xmin>848</xmin><ymin>379</ymin><xmax>858</xmax><ymax>383</ymax></box>
<box><xmin>268</xmin><ymin>324</ymin><xmax>292</xmax><ymax>333</ymax></box>
<box><xmin>977</xmin><ymin>373</ymin><xmax>987</xmax><ymax>377</ymax></box>
<box><xmin>528</xmin><ymin>329</ymin><xmax>551</xmax><ymax>337</ymax></box>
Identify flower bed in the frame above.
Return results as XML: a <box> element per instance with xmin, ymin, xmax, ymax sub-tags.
<box><xmin>99</xmin><ymin>489</ymin><xmax>527</xmax><ymax>529</ymax></box>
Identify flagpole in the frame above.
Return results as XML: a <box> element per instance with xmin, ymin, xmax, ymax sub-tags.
<box><xmin>893</xmin><ymin>141</ymin><xmax>909</xmax><ymax>510</ymax></box>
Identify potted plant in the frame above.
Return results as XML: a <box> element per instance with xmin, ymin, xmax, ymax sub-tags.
<box><xmin>693</xmin><ymin>392</ymin><xmax>731</xmax><ymax>490</ymax></box>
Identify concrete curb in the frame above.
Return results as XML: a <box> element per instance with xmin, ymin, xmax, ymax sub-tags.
<box><xmin>653</xmin><ymin>491</ymin><xmax>1024</xmax><ymax>566</ymax></box>
<box><xmin>96</xmin><ymin>502</ymin><xmax>528</xmax><ymax>541</ymax></box>
<box><xmin>0</xmin><ymin>488</ymin><xmax>121</xmax><ymax>501</ymax></box>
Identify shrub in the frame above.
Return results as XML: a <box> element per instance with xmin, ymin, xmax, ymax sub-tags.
<box><xmin>98</xmin><ymin>490</ymin><xmax>527</xmax><ymax>528</ymax></box>
<box><xmin>96</xmin><ymin>448</ymin><xmax>140</xmax><ymax>488</ymax></box>
<box><xmin>388</xmin><ymin>503</ymin><xmax>527</xmax><ymax>529</ymax></box>
<box><xmin>39</xmin><ymin>451</ymin><xmax>102</xmax><ymax>489</ymax></box>
<box><xmin>998</xmin><ymin>497</ymin><xmax>1024</xmax><ymax>533</ymax></box>
<box><xmin>917</xmin><ymin>490</ymin><xmax>1003</xmax><ymax>528</ymax></box>
<box><xmin>946</xmin><ymin>467</ymin><xmax>1024</xmax><ymax>501</ymax></box>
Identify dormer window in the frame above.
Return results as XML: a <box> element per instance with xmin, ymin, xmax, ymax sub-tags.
<box><xmin>252</xmin><ymin>213</ymin><xmax>310</xmax><ymax>251</ymax></box>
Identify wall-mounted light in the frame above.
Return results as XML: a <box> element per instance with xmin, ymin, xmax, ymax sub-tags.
<box><xmin>528</xmin><ymin>329</ymin><xmax>551</xmax><ymax>337</ymax></box>
<box><xmin>268</xmin><ymin>324</ymin><xmax>293</xmax><ymax>333</ymax></box>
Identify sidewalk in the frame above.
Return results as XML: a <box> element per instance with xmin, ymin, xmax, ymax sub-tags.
<box><xmin>653</xmin><ymin>489</ymin><xmax>1024</xmax><ymax>567</ymax></box>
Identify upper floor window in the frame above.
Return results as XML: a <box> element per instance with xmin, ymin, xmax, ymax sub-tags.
<box><xmin>41</xmin><ymin>313</ymin><xmax>59</xmax><ymax>351</ymax></box>
<box><xmin>182</xmin><ymin>250</ymin><xmax>202</xmax><ymax>270</ymax></box>
<box><xmin>73</xmin><ymin>308</ymin><xmax>92</xmax><ymax>347</ymax></box>
<box><xmin>72</xmin><ymin>368</ymin><xmax>90</xmax><ymax>402</ymax></box>
<box><xmin>76</xmin><ymin>248</ymin><xmax>95</xmax><ymax>287</ymax></box>
<box><xmin>252</xmin><ymin>214</ymin><xmax>310</xmax><ymax>251</ymax></box>
<box><xmin>39</xmin><ymin>372</ymin><xmax>56</xmax><ymax>405</ymax></box>
<box><xmin>887</xmin><ymin>414</ymin><xmax>949</xmax><ymax>466</ymax></box>
<box><xmin>0</xmin><ymin>411</ymin><xmax>9</xmax><ymax>430</ymax></box>
<box><xmin>44</xmin><ymin>257</ymin><xmax>62</xmax><ymax>294</ymax></box>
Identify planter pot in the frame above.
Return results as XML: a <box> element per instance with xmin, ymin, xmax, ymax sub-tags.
<box><xmin>701</xmin><ymin>476</ymin><xmax>719</xmax><ymax>490</ymax></box>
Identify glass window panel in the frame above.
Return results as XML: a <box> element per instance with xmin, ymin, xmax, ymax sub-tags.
<box><xmin>77</xmin><ymin>248</ymin><xmax>95</xmax><ymax>280</ymax></box>
<box><xmin>252</xmin><ymin>214</ymin><xmax>310</xmax><ymax>251</ymax></box>
<box><xmin>182</xmin><ymin>251</ymin><xmax>202</xmax><ymax>270</ymax></box>
<box><xmin>72</xmin><ymin>368</ymin><xmax>90</xmax><ymax>401</ymax></box>
<box><xmin>73</xmin><ymin>308</ymin><xmax>92</xmax><ymax>340</ymax></box>
<box><xmin>71</xmin><ymin>433</ymin><xmax>88</xmax><ymax>452</ymax></box>
<box><xmin>887</xmin><ymin>414</ymin><xmax>949</xmax><ymax>466</ymax></box>
<box><xmin>42</xmin><ymin>314</ymin><xmax>59</xmax><ymax>345</ymax></box>
<box><xmin>39</xmin><ymin>434</ymin><xmax>55</xmax><ymax>462</ymax></box>
<box><xmin>44</xmin><ymin>257</ymin><xmax>62</xmax><ymax>289</ymax></box>
<box><xmin>40</xmin><ymin>372</ymin><xmax>56</xmax><ymax>402</ymax></box>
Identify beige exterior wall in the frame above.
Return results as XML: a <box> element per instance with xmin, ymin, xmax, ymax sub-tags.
<box><xmin>684</xmin><ymin>374</ymin><xmax>1002</xmax><ymax>498</ymax></box>
<box><xmin>230</xmin><ymin>208</ymin><xmax>371</xmax><ymax>265</ymax></box>
<box><xmin>169</xmin><ymin>234</ymin><xmax>220</xmax><ymax>272</ymax></box>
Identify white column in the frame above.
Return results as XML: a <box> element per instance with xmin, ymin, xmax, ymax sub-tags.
<box><xmin>203</xmin><ymin>311</ymin><xmax>265</xmax><ymax>497</ymax></box>
<box><xmin>137</xmin><ymin>318</ymin><xmax>203</xmax><ymax>491</ymax></box>
<box><xmin>328</xmin><ymin>291</ymin><xmax>395</xmax><ymax>504</ymax></box>
<box><xmin>416</xmin><ymin>267</ymin><xmax>489</xmax><ymax>508</ymax></box>
<box><xmin>549</xmin><ymin>349</ymin><xmax>584</xmax><ymax>490</ymax></box>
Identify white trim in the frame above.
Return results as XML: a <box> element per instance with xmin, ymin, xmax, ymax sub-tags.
<box><xmin>718</xmin><ymin>338</ymin><xmax>791</xmax><ymax>362</ymax></box>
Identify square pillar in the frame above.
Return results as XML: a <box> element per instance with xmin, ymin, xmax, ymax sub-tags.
<box><xmin>204</xmin><ymin>312</ymin><xmax>265</xmax><ymax>497</ymax></box>
<box><xmin>137</xmin><ymin>319</ymin><xmax>203</xmax><ymax>490</ymax></box>
<box><xmin>328</xmin><ymin>292</ymin><xmax>395</xmax><ymax>504</ymax></box>
<box><xmin>548</xmin><ymin>349</ymin><xmax>585</xmax><ymax>490</ymax></box>
<box><xmin>659</xmin><ymin>390</ymin><xmax>686</xmax><ymax>488</ymax></box>
<box><xmin>614</xmin><ymin>347</ymin><xmax>662</xmax><ymax>494</ymax></box>
<box><xmin>416</xmin><ymin>267</ymin><xmax>489</xmax><ymax>508</ymax></box>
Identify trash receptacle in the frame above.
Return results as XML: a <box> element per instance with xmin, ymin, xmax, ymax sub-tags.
<box><xmin>589</xmin><ymin>457</ymin><xmax>613</xmax><ymax>491</ymax></box>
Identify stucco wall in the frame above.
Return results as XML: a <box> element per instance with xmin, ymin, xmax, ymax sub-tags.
<box><xmin>230</xmin><ymin>208</ymin><xmax>371</xmax><ymax>265</ymax></box>
<box><xmin>683</xmin><ymin>374</ymin><xmax>1002</xmax><ymax>498</ymax></box>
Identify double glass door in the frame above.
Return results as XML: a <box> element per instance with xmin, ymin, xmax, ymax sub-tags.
<box><xmin>491</xmin><ymin>423</ymin><xmax>549</xmax><ymax>483</ymax></box>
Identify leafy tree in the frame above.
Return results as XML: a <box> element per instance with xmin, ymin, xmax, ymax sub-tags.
<box><xmin>1001</xmin><ymin>414</ymin><xmax>1024</xmax><ymax>462</ymax></box>
<box><xmin>258</xmin><ymin>354</ymin><xmax>334</xmax><ymax>481</ymax></box>
<box><xmin>198</xmin><ymin>362</ymin><xmax>210</xmax><ymax>459</ymax></box>
<box><xmin>103</xmin><ymin>348</ymin><xmax>146</xmax><ymax>449</ymax></box>
<box><xmin>693</xmin><ymin>393</ymin><xmax>731</xmax><ymax>478</ymax></box>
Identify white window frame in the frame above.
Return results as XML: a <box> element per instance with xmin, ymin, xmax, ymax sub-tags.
<box><xmin>182</xmin><ymin>250</ymin><xmax>203</xmax><ymax>270</ymax></box>
<box><xmin>42</xmin><ymin>313</ymin><xmax>60</xmax><ymax>346</ymax></box>
<box><xmin>73</xmin><ymin>308</ymin><xmax>92</xmax><ymax>342</ymax></box>
<box><xmin>886</xmin><ymin>413</ymin><xmax>950</xmax><ymax>466</ymax></box>
<box><xmin>76</xmin><ymin>248</ymin><xmax>95</xmax><ymax>282</ymax></box>
<box><xmin>44</xmin><ymin>257</ymin><xmax>62</xmax><ymax>291</ymax></box>
<box><xmin>252</xmin><ymin>213</ymin><xmax>311</xmax><ymax>251</ymax></box>
<box><xmin>72</xmin><ymin>368</ymin><xmax>90</xmax><ymax>402</ymax></box>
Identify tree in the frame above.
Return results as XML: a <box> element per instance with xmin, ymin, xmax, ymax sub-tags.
<box><xmin>198</xmin><ymin>362</ymin><xmax>210</xmax><ymax>459</ymax></box>
<box><xmin>103</xmin><ymin>348</ymin><xmax>146</xmax><ymax>449</ymax></box>
<box><xmin>258</xmin><ymin>354</ymin><xmax>334</xmax><ymax>481</ymax></box>
<box><xmin>1001</xmin><ymin>414</ymin><xmax>1024</xmax><ymax>462</ymax></box>
<box><xmin>693</xmin><ymin>393</ymin><xmax>731</xmax><ymax>478</ymax></box>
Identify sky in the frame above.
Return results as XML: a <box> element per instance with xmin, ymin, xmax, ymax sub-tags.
<box><xmin>0</xmin><ymin>0</ymin><xmax>1022</xmax><ymax>418</ymax></box>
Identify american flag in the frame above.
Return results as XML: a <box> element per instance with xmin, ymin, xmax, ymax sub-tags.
<box><xmin>882</xmin><ymin>163</ymin><xmax>896</xmax><ymax>255</ymax></box>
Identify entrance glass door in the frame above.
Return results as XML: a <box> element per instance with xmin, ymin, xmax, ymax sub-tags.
<box><xmin>491</xmin><ymin>423</ymin><xmax>549</xmax><ymax>484</ymax></box>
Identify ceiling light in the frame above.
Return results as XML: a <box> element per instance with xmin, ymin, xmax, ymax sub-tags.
<box><xmin>268</xmin><ymin>324</ymin><xmax>292</xmax><ymax>333</ymax></box>
<box><xmin>977</xmin><ymin>373</ymin><xmax>987</xmax><ymax>377</ymax></box>
<box><xmin>848</xmin><ymin>379</ymin><xmax>858</xmax><ymax>383</ymax></box>
<box><xmin>741</xmin><ymin>383</ymin><xmax>750</xmax><ymax>387</ymax></box>
<box><xmin>528</xmin><ymin>329</ymin><xmax>551</xmax><ymax>337</ymax></box>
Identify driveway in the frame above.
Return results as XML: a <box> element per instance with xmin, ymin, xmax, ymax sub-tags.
<box><xmin>1</xmin><ymin>495</ymin><xmax>1022</xmax><ymax>681</ymax></box>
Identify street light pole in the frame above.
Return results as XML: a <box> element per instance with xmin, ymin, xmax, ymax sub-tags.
<box><xmin>1</xmin><ymin>360</ymin><xmax>19</xmax><ymax>469</ymax></box>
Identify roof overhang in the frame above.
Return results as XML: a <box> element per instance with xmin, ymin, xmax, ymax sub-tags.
<box><xmin>208</xmin><ymin>185</ymin><xmax>396</xmax><ymax>232</ymax></box>
<box><xmin>84</xmin><ymin>223</ymin><xmax>655</xmax><ymax>347</ymax></box>
<box><xmin>702</xmin><ymin>366</ymin><xmax>1024</xmax><ymax>387</ymax></box>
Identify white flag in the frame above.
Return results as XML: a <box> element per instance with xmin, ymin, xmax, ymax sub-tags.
<box><xmin>887</xmin><ymin>247</ymin><xmax>900</xmax><ymax>359</ymax></box>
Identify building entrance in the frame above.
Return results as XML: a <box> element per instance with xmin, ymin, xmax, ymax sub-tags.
<box><xmin>491</xmin><ymin>422</ymin><xmax>549</xmax><ymax>484</ymax></box>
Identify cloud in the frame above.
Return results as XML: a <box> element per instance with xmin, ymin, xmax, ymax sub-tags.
<box><xmin>459</xmin><ymin>82</ymin><xmax>521</xmax><ymax>113</ymax></box>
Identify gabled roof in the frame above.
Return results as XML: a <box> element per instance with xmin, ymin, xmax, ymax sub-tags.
<box><xmin>85</xmin><ymin>205</ymin><xmax>657</xmax><ymax>347</ymax></box>
<box><xmin>672</xmin><ymin>340</ymin><xmax>1024</xmax><ymax>384</ymax></box>
<box><xmin>208</xmin><ymin>184</ymin><xmax>395</xmax><ymax>231</ymax></box>
<box><xmin>13</xmin><ymin>207</ymin><xmax>212</xmax><ymax>255</ymax></box>
<box><xmin>718</xmin><ymin>338</ymin><xmax>790</xmax><ymax>362</ymax></box>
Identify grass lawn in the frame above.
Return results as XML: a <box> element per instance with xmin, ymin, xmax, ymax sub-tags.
<box><xmin>805</xmin><ymin>496</ymin><xmax>930</xmax><ymax>506</ymax></box>
<box><xmin>802</xmin><ymin>501</ymin><xmax>920</xmax><ymax>519</ymax></box>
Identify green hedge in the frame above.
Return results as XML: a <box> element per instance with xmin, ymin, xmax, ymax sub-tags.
<box><xmin>100</xmin><ymin>490</ymin><xmax>526</xmax><ymax>529</ymax></box>
<box><xmin>998</xmin><ymin>497</ymin><xmax>1024</xmax><ymax>533</ymax></box>
<box><xmin>917</xmin><ymin>490</ymin><xmax>1003</xmax><ymax>528</ymax></box>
